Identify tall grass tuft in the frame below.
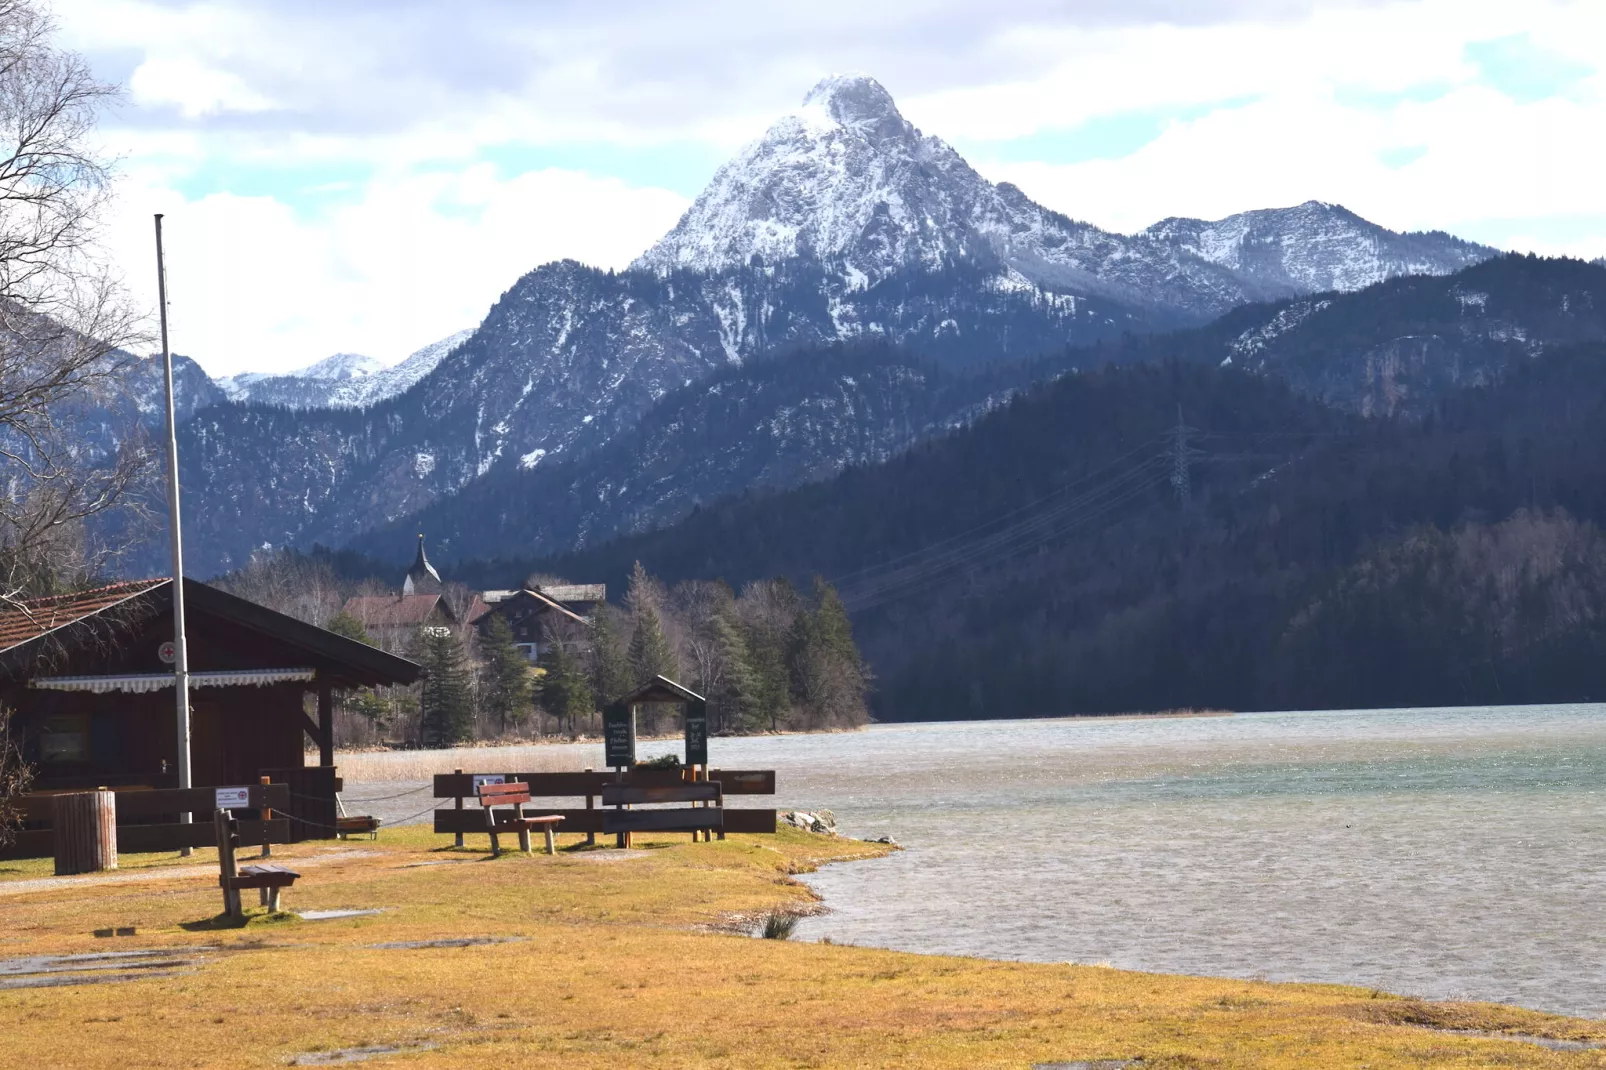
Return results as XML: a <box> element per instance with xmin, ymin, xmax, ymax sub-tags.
<box><xmin>760</xmin><ymin>910</ymin><xmax>799</xmax><ymax>940</ymax></box>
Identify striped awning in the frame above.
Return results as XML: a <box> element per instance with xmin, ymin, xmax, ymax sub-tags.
<box><xmin>29</xmin><ymin>668</ymin><xmax>317</xmax><ymax>694</ymax></box>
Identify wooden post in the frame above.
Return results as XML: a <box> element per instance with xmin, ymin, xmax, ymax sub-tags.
<box><xmin>258</xmin><ymin>775</ymin><xmax>272</xmax><ymax>858</ymax></box>
<box><xmin>316</xmin><ymin>683</ymin><xmax>334</xmax><ymax>768</ymax></box>
<box><xmin>214</xmin><ymin>809</ymin><xmax>241</xmax><ymax>919</ymax></box>
<box><xmin>52</xmin><ymin>790</ymin><xmax>117</xmax><ymax>875</ymax></box>
<box><xmin>453</xmin><ymin>767</ymin><xmax>464</xmax><ymax>849</ymax></box>
<box><xmin>583</xmin><ymin>767</ymin><xmax>596</xmax><ymax>847</ymax></box>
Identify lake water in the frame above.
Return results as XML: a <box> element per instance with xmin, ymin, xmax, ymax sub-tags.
<box><xmin>347</xmin><ymin>704</ymin><xmax>1606</xmax><ymax>1017</ymax></box>
<box><xmin>658</xmin><ymin>704</ymin><xmax>1606</xmax><ymax>1018</ymax></box>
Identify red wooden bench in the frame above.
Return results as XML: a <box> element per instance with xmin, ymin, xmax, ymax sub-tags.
<box><xmin>477</xmin><ymin>782</ymin><xmax>563</xmax><ymax>856</ymax></box>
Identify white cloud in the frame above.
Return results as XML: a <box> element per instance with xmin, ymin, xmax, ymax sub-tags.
<box><xmin>47</xmin><ymin>0</ymin><xmax>1606</xmax><ymax>376</ymax></box>
<box><xmin>103</xmin><ymin>166</ymin><xmax>687</xmax><ymax>375</ymax></box>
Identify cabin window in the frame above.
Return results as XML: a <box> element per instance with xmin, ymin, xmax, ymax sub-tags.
<box><xmin>40</xmin><ymin>713</ymin><xmax>90</xmax><ymax>763</ymax></box>
<box><xmin>515</xmin><ymin>642</ymin><xmax>540</xmax><ymax>664</ymax></box>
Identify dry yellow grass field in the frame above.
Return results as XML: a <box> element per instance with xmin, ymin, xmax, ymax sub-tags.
<box><xmin>2</xmin><ymin>827</ymin><xmax>1602</xmax><ymax>1069</ymax></box>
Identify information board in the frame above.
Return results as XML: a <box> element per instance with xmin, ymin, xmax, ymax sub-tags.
<box><xmin>472</xmin><ymin>774</ymin><xmax>505</xmax><ymax>791</ymax></box>
<box><xmin>684</xmin><ymin>698</ymin><xmax>709</xmax><ymax>766</ymax></box>
<box><xmin>604</xmin><ymin>702</ymin><xmax>636</xmax><ymax>768</ymax></box>
<box><xmin>215</xmin><ymin>786</ymin><xmax>251</xmax><ymax>810</ymax></box>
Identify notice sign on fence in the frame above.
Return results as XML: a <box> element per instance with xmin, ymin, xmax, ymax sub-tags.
<box><xmin>604</xmin><ymin>702</ymin><xmax>636</xmax><ymax>768</ymax></box>
<box><xmin>472</xmin><ymin>774</ymin><xmax>505</xmax><ymax>791</ymax></box>
<box><xmin>215</xmin><ymin>786</ymin><xmax>251</xmax><ymax>810</ymax></box>
<box><xmin>684</xmin><ymin>698</ymin><xmax>709</xmax><ymax>766</ymax></box>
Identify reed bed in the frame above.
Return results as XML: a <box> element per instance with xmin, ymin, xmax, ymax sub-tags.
<box><xmin>315</xmin><ymin>741</ymin><xmax>606</xmax><ymax>783</ymax></box>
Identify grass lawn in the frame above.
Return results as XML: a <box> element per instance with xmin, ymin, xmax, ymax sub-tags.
<box><xmin>1</xmin><ymin>826</ymin><xmax>1602</xmax><ymax>1069</ymax></box>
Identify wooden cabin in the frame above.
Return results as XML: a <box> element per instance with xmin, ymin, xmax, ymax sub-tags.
<box><xmin>0</xmin><ymin>578</ymin><xmax>420</xmax><ymax>855</ymax></box>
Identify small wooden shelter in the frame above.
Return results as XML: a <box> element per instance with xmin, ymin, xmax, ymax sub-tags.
<box><xmin>0</xmin><ymin>578</ymin><xmax>420</xmax><ymax>858</ymax></box>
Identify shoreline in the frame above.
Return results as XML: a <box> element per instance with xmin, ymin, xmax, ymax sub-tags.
<box><xmin>2</xmin><ymin>826</ymin><xmax>1602</xmax><ymax>1067</ymax></box>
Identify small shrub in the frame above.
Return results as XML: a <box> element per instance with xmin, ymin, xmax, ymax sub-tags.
<box><xmin>760</xmin><ymin>910</ymin><xmax>798</xmax><ymax>940</ymax></box>
<box><xmin>635</xmin><ymin>754</ymin><xmax>680</xmax><ymax>770</ymax></box>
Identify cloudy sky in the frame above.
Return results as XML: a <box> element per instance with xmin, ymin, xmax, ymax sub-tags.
<box><xmin>54</xmin><ymin>0</ymin><xmax>1606</xmax><ymax>376</ymax></box>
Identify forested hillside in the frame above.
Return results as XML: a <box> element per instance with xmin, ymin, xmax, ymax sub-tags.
<box><xmin>482</xmin><ymin>338</ymin><xmax>1606</xmax><ymax>719</ymax></box>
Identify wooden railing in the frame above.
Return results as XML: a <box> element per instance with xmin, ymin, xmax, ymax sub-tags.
<box><xmin>2</xmin><ymin>783</ymin><xmax>291</xmax><ymax>860</ymax></box>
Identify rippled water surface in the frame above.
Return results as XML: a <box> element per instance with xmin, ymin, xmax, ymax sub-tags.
<box><xmin>650</xmin><ymin>705</ymin><xmax>1606</xmax><ymax>1017</ymax></box>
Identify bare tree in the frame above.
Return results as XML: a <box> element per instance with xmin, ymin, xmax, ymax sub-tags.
<box><xmin>0</xmin><ymin>0</ymin><xmax>142</xmax><ymax>610</ymax></box>
<box><xmin>0</xmin><ymin>704</ymin><xmax>30</xmax><ymax>845</ymax></box>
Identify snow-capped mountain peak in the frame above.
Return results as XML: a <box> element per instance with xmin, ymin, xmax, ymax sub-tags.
<box><xmin>214</xmin><ymin>331</ymin><xmax>472</xmax><ymax>410</ymax></box>
<box><xmin>635</xmin><ymin>76</ymin><xmax>1494</xmax><ymax>315</ymax></box>
<box><xmin>291</xmin><ymin>352</ymin><xmax>384</xmax><ymax>381</ymax></box>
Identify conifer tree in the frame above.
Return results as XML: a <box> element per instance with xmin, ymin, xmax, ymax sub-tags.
<box><xmin>325</xmin><ymin>610</ymin><xmax>390</xmax><ymax>731</ymax></box>
<box><xmin>479</xmin><ymin>614</ymin><xmax>532</xmax><ymax>734</ymax></box>
<box><xmin>629</xmin><ymin>605</ymin><xmax>676</xmax><ymax>688</ymax></box>
<box><xmin>326</xmin><ymin>610</ymin><xmax>375</xmax><ymax>646</ymax></box>
<box><xmin>417</xmin><ymin>627</ymin><xmax>474</xmax><ymax>746</ymax></box>
<box><xmin>588</xmin><ymin>606</ymin><xmax>633</xmax><ymax>706</ymax></box>
<box><xmin>540</xmin><ymin>640</ymin><xmax>595</xmax><ymax>737</ymax></box>
<box><xmin>711</xmin><ymin>609</ymin><xmax>760</xmax><ymax>733</ymax></box>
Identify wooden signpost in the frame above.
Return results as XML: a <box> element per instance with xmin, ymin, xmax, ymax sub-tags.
<box><xmin>604</xmin><ymin>702</ymin><xmax>636</xmax><ymax>769</ymax></box>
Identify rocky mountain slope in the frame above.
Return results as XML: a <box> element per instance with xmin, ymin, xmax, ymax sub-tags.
<box><xmin>395</xmin><ymin>254</ymin><xmax>1604</xmax><ymax>578</ymax></box>
<box><xmin>146</xmin><ymin>74</ymin><xmax>1501</xmax><ymax>577</ymax></box>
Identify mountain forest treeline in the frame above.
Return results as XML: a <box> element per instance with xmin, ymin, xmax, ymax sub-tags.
<box><xmin>503</xmin><ymin>331</ymin><xmax>1606</xmax><ymax>719</ymax></box>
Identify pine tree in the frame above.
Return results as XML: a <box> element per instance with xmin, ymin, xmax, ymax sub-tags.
<box><xmin>479</xmin><ymin>614</ymin><xmax>532</xmax><ymax>735</ymax></box>
<box><xmin>745</xmin><ymin>618</ymin><xmax>791</xmax><ymax>732</ymax></box>
<box><xmin>326</xmin><ymin>610</ymin><xmax>390</xmax><ymax>731</ymax></box>
<box><xmin>417</xmin><ymin>627</ymin><xmax>474</xmax><ymax>747</ymax></box>
<box><xmin>712</xmin><ymin>609</ymin><xmax>761</xmax><ymax>733</ymax></box>
<box><xmin>589</xmin><ymin>607</ymin><xmax>633</xmax><ymax>705</ymax></box>
<box><xmin>628</xmin><ymin>604</ymin><xmax>676</xmax><ymax>688</ymax></box>
<box><xmin>788</xmin><ymin>578</ymin><xmax>869</xmax><ymax>729</ymax></box>
<box><xmin>540</xmin><ymin>641</ymin><xmax>595</xmax><ymax>736</ymax></box>
<box><xmin>326</xmin><ymin>610</ymin><xmax>375</xmax><ymax>646</ymax></box>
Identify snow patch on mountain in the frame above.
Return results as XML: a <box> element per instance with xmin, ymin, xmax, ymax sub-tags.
<box><xmin>215</xmin><ymin>330</ymin><xmax>472</xmax><ymax>410</ymax></box>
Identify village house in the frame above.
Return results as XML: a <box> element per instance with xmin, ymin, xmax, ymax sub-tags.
<box><xmin>340</xmin><ymin>535</ymin><xmax>603</xmax><ymax>663</ymax></box>
<box><xmin>339</xmin><ymin>535</ymin><xmax>489</xmax><ymax>651</ymax></box>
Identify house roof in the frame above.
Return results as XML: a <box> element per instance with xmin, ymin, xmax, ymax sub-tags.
<box><xmin>536</xmin><ymin>584</ymin><xmax>605</xmax><ymax>604</ymax></box>
<box><xmin>476</xmin><ymin>587</ymin><xmax>589</xmax><ymax>629</ymax></box>
<box><xmin>0</xmin><ymin>579</ymin><xmax>165</xmax><ymax>651</ymax></box>
<box><xmin>341</xmin><ymin>593</ymin><xmax>449</xmax><ymax>628</ymax></box>
<box><xmin>0</xmin><ymin>578</ymin><xmax>421</xmax><ymax>688</ymax></box>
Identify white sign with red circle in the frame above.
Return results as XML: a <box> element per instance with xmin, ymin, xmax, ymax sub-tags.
<box><xmin>158</xmin><ymin>641</ymin><xmax>176</xmax><ymax>665</ymax></box>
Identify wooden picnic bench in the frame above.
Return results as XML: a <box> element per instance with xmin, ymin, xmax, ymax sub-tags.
<box><xmin>477</xmin><ymin>781</ymin><xmax>563</xmax><ymax>856</ymax></box>
<box><xmin>601</xmin><ymin>782</ymin><xmax>724</xmax><ymax>841</ymax></box>
<box><xmin>214</xmin><ymin>809</ymin><xmax>300</xmax><ymax>917</ymax></box>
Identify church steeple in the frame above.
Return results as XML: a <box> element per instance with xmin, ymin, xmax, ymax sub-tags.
<box><xmin>402</xmin><ymin>533</ymin><xmax>442</xmax><ymax>596</ymax></box>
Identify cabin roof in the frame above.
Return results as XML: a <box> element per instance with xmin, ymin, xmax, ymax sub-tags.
<box><xmin>619</xmin><ymin>674</ymin><xmax>705</xmax><ymax>706</ymax></box>
<box><xmin>0</xmin><ymin>579</ymin><xmax>166</xmax><ymax>651</ymax></box>
<box><xmin>0</xmin><ymin>578</ymin><xmax>421</xmax><ymax>688</ymax></box>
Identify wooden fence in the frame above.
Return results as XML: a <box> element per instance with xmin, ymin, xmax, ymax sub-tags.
<box><xmin>1</xmin><ymin>783</ymin><xmax>291</xmax><ymax>861</ymax></box>
<box><xmin>432</xmin><ymin>769</ymin><xmax>777</xmax><ymax>836</ymax></box>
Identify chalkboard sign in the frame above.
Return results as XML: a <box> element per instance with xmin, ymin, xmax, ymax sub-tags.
<box><xmin>604</xmin><ymin>702</ymin><xmax>636</xmax><ymax>768</ymax></box>
<box><xmin>684</xmin><ymin>698</ymin><xmax>708</xmax><ymax>766</ymax></box>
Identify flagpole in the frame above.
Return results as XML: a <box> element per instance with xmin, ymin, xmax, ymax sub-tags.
<box><xmin>154</xmin><ymin>213</ymin><xmax>193</xmax><ymax>855</ymax></box>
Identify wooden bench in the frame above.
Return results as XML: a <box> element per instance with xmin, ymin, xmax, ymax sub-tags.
<box><xmin>602</xmin><ymin>782</ymin><xmax>724</xmax><ymax>841</ymax></box>
<box><xmin>336</xmin><ymin>815</ymin><xmax>381</xmax><ymax>840</ymax></box>
<box><xmin>214</xmin><ymin>809</ymin><xmax>300</xmax><ymax>917</ymax></box>
<box><xmin>477</xmin><ymin>782</ymin><xmax>563</xmax><ymax>856</ymax></box>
